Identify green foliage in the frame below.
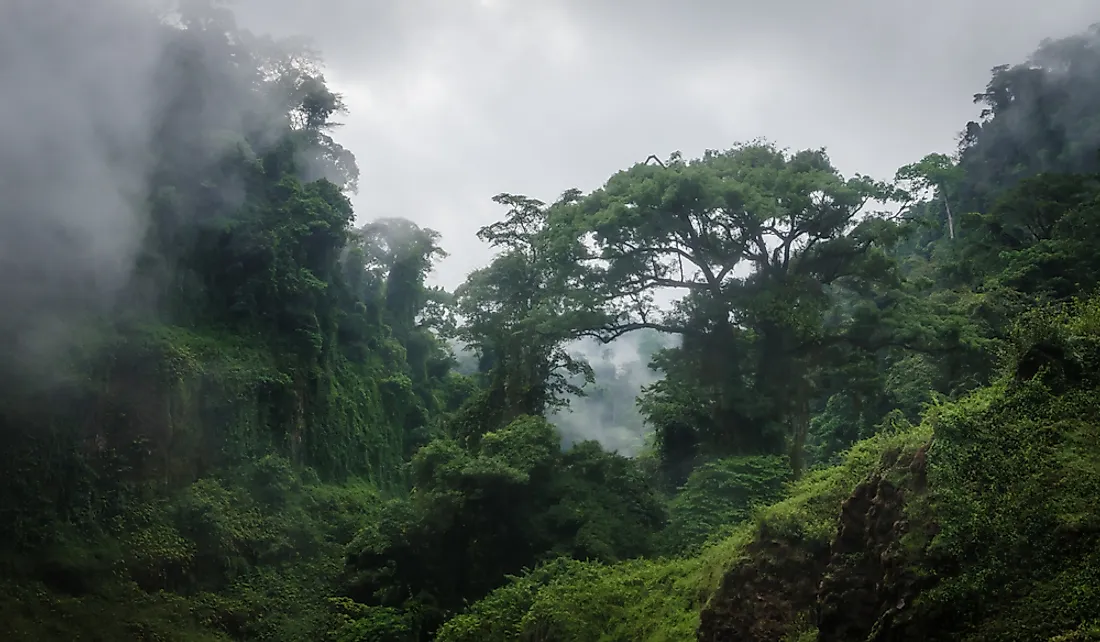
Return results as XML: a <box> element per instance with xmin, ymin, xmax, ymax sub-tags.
<box><xmin>344</xmin><ymin>416</ymin><xmax>666</xmax><ymax>637</ymax></box>
<box><xmin>435</xmin><ymin>415</ymin><xmax>932</xmax><ymax>641</ymax></box>
<box><xmin>435</xmin><ymin>557</ymin><xmax>702</xmax><ymax>642</ymax></box>
<box><xmin>453</xmin><ymin>193</ymin><xmax>605</xmax><ymax>430</ymax></box>
<box><xmin>913</xmin><ymin>297</ymin><xmax>1100</xmax><ymax>640</ymax></box>
<box><xmin>548</xmin><ymin>441</ymin><xmax>667</xmax><ymax>561</ymax></box>
<box><xmin>0</xmin><ymin>456</ymin><xmax>383</xmax><ymax>642</ymax></box>
<box><xmin>0</xmin><ymin>578</ymin><xmax>231</xmax><ymax>642</ymax></box>
<box><xmin>807</xmin><ymin>352</ymin><xmax>938</xmax><ymax>467</ymax></box>
<box><xmin>327</xmin><ymin>597</ymin><xmax>416</xmax><ymax>642</ymax></box>
<box><xmin>558</xmin><ymin>142</ymin><xmax>919</xmax><ymax>477</ymax></box>
<box><xmin>9</xmin><ymin>7</ymin><xmax>1100</xmax><ymax>642</ymax></box>
<box><xmin>661</xmin><ymin>455</ymin><xmax>791</xmax><ymax>555</ymax></box>
<box><xmin>894</xmin><ymin>152</ymin><xmax>964</xmax><ymax>239</ymax></box>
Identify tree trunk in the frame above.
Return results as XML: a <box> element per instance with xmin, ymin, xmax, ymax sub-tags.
<box><xmin>942</xmin><ymin>189</ymin><xmax>955</xmax><ymax>240</ymax></box>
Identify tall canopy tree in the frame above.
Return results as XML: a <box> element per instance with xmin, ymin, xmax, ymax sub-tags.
<box><xmin>895</xmin><ymin>153</ymin><xmax>965</xmax><ymax>240</ymax></box>
<box><xmin>566</xmin><ymin>142</ymin><xmax>904</xmax><ymax>476</ymax></box>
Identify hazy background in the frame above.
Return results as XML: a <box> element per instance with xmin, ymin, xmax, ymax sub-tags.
<box><xmin>0</xmin><ymin>0</ymin><xmax>170</xmax><ymax>380</ymax></box>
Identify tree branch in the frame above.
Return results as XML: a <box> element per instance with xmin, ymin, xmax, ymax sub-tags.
<box><xmin>578</xmin><ymin>321</ymin><xmax>690</xmax><ymax>343</ymax></box>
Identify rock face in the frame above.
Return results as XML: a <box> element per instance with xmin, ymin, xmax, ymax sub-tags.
<box><xmin>816</xmin><ymin>447</ymin><xmax>935</xmax><ymax>641</ymax></box>
<box><xmin>697</xmin><ymin>444</ymin><xmax>936</xmax><ymax>642</ymax></box>
<box><xmin>815</xmin><ymin>475</ymin><xmax>901</xmax><ymax>641</ymax></box>
<box><xmin>697</xmin><ymin>535</ymin><xmax>831</xmax><ymax>642</ymax></box>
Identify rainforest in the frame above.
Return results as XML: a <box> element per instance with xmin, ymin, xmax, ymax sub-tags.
<box><xmin>2</xmin><ymin>2</ymin><xmax>1100</xmax><ymax>641</ymax></box>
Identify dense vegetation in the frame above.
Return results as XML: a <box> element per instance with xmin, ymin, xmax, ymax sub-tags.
<box><xmin>3</xmin><ymin>3</ymin><xmax>1100</xmax><ymax>640</ymax></box>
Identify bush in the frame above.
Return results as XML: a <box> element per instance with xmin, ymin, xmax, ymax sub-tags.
<box><xmin>661</xmin><ymin>455</ymin><xmax>791</xmax><ymax>556</ymax></box>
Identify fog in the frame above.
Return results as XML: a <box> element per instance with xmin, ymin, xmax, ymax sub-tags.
<box><xmin>0</xmin><ymin>0</ymin><xmax>168</xmax><ymax>377</ymax></box>
<box><xmin>549</xmin><ymin>330</ymin><xmax>680</xmax><ymax>456</ymax></box>
<box><xmin>0</xmin><ymin>0</ymin><xmax>338</xmax><ymax>385</ymax></box>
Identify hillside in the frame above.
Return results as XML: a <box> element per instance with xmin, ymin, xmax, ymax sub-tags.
<box><xmin>2</xmin><ymin>3</ymin><xmax>1100</xmax><ymax>641</ymax></box>
<box><xmin>439</xmin><ymin>298</ymin><xmax>1100</xmax><ymax>641</ymax></box>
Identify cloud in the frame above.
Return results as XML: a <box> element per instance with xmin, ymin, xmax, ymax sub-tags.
<box><xmin>228</xmin><ymin>0</ymin><xmax>1099</xmax><ymax>292</ymax></box>
<box><xmin>0</xmin><ymin>0</ymin><xmax>323</xmax><ymax>384</ymax></box>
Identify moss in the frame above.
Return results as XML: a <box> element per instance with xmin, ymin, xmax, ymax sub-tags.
<box><xmin>753</xmin><ymin>421</ymin><xmax>931</xmax><ymax>545</ymax></box>
<box><xmin>854</xmin><ymin>297</ymin><xmax>1100</xmax><ymax>640</ymax></box>
<box><xmin>435</xmin><ymin>557</ymin><xmax>704</xmax><ymax>642</ymax></box>
<box><xmin>908</xmin><ymin>378</ymin><xmax>1100</xmax><ymax>640</ymax></box>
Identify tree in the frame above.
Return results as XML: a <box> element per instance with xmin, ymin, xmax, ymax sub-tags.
<box><xmin>564</xmin><ymin>142</ymin><xmax>904</xmax><ymax>476</ymax></box>
<box><xmin>355</xmin><ymin>218</ymin><xmax>447</xmax><ymax>339</ymax></box>
<box><xmin>345</xmin><ymin>415</ymin><xmax>665</xmax><ymax>639</ymax></box>
<box><xmin>895</xmin><ymin>153</ymin><xmax>965</xmax><ymax>240</ymax></box>
<box><xmin>956</xmin><ymin>24</ymin><xmax>1100</xmax><ymax>211</ymax></box>
<box><xmin>452</xmin><ymin>193</ymin><xmax>606</xmax><ymax>435</ymax></box>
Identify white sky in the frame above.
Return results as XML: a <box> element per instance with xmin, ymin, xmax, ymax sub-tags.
<box><xmin>230</xmin><ymin>0</ymin><xmax>1100</xmax><ymax>289</ymax></box>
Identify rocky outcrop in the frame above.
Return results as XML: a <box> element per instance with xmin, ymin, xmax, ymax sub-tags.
<box><xmin>697</xmin><ymin>535</ymin><xmax>831</xmax><ymax>642</ymax></box>
<box><xmin>816</xmin><ymin>445</ymin><xmax>936</xmax><ymax>641</ymax></box>
<box><xmin>697</xmin><ymin>443</ymin><xmax>937</xmax><ymax>642</ymax></box>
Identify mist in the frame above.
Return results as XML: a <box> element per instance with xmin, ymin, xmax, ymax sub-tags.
<box><xmin>0</xmin><ymin>0</ymin><xmax>344</xmax><ymax>386</ymax></box>
<box><xmin>550</xmin><ymin>330</ymin><xmax>680</xmax><ymax>456</ymax></box>
<box><xmin>448</xmin><ymin>330</ymin><xmax>679</xmax><ymax>456</ymax></box>
<box><xmin>0</xmin><ymin>0</ymin><xmax>170</xmax><ymax>376</ymax></box>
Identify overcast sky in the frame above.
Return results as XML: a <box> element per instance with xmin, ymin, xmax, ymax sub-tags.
<box><xmin>231</xmin><ymin>0</ymin><xmax>1098</xmax><ymax>289</ymax></box>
